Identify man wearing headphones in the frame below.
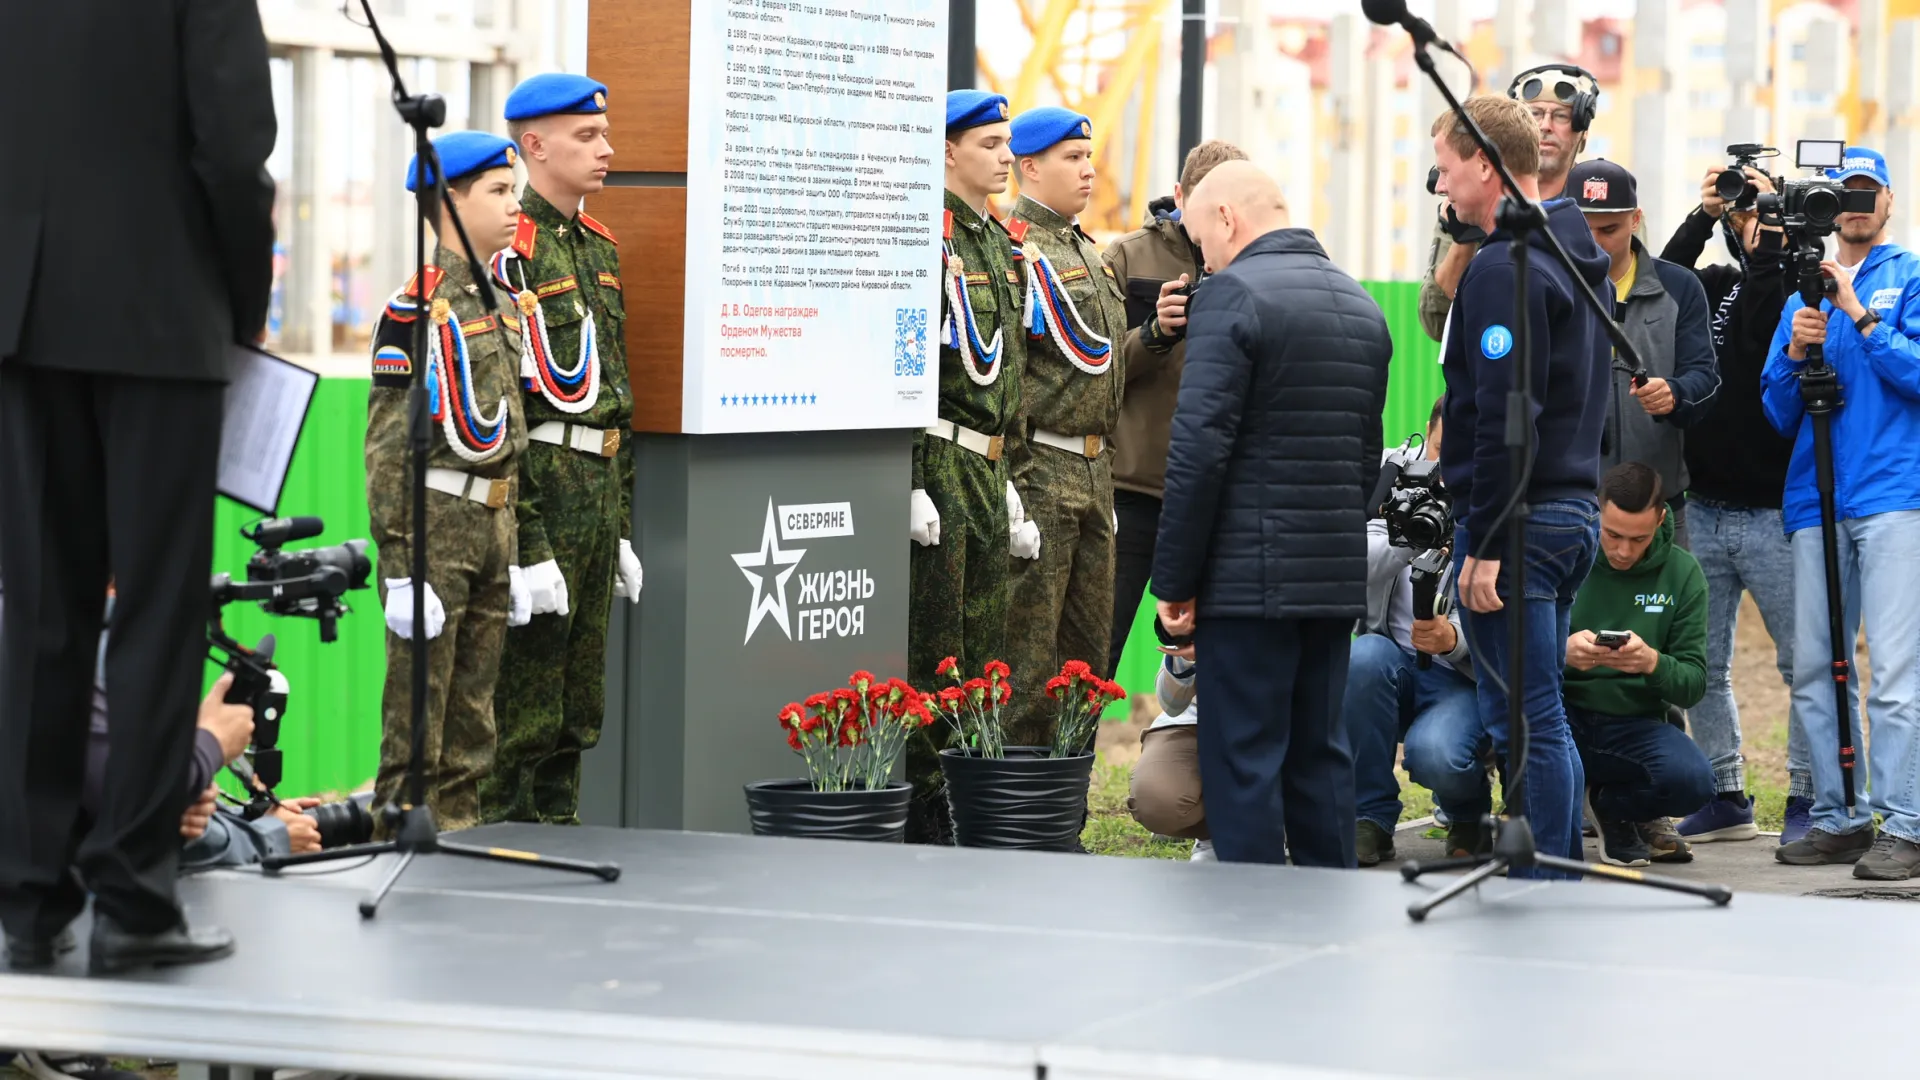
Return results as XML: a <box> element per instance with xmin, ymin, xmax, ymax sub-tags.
<box><xmin>1419</xmin><ymin>64</ymin><xmax>1601</xmax><ymax>342</ymax></box>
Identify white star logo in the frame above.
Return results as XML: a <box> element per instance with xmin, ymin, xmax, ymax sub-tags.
<box><xmin>732</xmin><ymin>499</ymin><xmax>806</xmax><ymax>644</ymax></box>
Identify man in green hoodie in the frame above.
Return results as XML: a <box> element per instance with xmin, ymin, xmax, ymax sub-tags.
<box><xmin>1565</xmin><ymin>462</ymin><xmax>1714</xmax><ymax>868</ymax></box>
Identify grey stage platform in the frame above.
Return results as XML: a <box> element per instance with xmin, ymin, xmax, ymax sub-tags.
<box><xmin>3</xmin><ymin>825</ymin><xmax>1918</xmax><ymax>1079</ymax></box>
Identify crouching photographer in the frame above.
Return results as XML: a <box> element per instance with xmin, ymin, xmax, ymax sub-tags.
<box><xmin>1348</xmin><ymin>402</ymin><xmax>1485</xmax><ymax>865</ymax></box>
<box><xmin>1126</xmin><ymin>634</ymin><xmax>1213</xmax><ymax>861</ymax></box>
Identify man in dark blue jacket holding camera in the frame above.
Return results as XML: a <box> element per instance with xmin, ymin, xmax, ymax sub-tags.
<box><xmin>1433</xmin><ymin>96</ymin><xmax>1611</xmax><ymax>878</ymax></box>
<box><xmin>1153</xmin><ymin>161</ymin><xmax>1391</xmax><ymax>867</ymax></box>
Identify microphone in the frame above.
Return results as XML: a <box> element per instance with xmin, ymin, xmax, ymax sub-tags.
<box><xmin>1361</xmin><ymin>0</ymin><xmax>1456</xmax><ymax>54</ymax></box>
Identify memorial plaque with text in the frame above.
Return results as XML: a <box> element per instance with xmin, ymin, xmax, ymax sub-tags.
<box><xmin>682</xmin><ymin>0</ymin><xmax>947</xmax><ymax>434</ymax></box>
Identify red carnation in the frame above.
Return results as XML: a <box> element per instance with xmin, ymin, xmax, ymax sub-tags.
<box><xmin>936</xmin><ymin>656</ymin><xmax>959</xmax><ymax>677</ymax></box>
<box><xmin>997</xmin><ymin>681</ymin><xmax>1013</xmax><ymax>705</ymax></box>
<box><xmin>938</xmin><ymin>686</ymin><xmax>965</xmax><ymax>706</ymax></box>
<box><xmin>1106</xmin><ymin>681</ymin><xmax>1127</xmax><ymax>701</ymax></box>
<box><xmin>849</xmin><ymin>670</ymin><xmax>876</xmax><ymax>689</ymax></box>
<box><xmin>786</xmin><ymin>730</ymin><xmax>803</xmax><ymax>752</ymax></box>
<box><xmin>963</xmin><ymin>677</ymin><xmax>988</xmax><ymax>693</ymax></box>
<box><xmin>777</xmin><ymin>702</ymin><xmax>804</xmax><ymax>729</ymax></box>
<box><xmin>983</xmin><ymin>659</ymin><xmax>1011</xmax><ymax>681</ymax></box>
<box><xmin>1061</xmin><ymin>659</ymin><xmax>1093</xmax><ymax>680</ymax></box>
<box><xmin>804</xmin><ymin>691</ymin><xmax>833</xmax><ymax>710</ymax></box>
<box><xmin>1045</xmin><ymin>674</ymin><xmax>1070</xmax><ymax>699</ymax></box>
<box><xmin>799</xmin><ymin>714</ymin><xmax>822</xmax><ymax>733</ymax></box>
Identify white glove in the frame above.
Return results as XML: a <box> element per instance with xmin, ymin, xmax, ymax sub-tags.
<box><xmin>1006</xmin><ymin>481</ymin><xmax>1027</xmax><ymax>527</ymax></box>
<box><xmin>1010</xmin><ymin>519</ymin><xmax>1042</xmax><ymax>559</ymax></box>
<box><xmin>616</xmin><ymin>539</ymin><xmax>643</xmax><ymax>603</ymax></box>
<box><xmin>384</xmin><ymin>579</ymin><xmax>446</xmax><ymax>641</ymax></box>
<box><xmin>507</xmin><ymin>566</ymin><xmax>533</xmax><ymax>627</ymax></box>
<box><xmin>910</xmin><ymin>488</ymin><xmax>941</xmax><ymax>547</ymax></box>
<box><xmin>523</xmin><ymin>559</ymin><xmax>570</xmax><ymax>617</ymax></box>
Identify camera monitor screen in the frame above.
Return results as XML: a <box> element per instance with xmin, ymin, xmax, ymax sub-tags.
<box><xmin>1797</xmin><ymin>140</ymin><xmax>1846</xmax><ymax>170</ymax></box>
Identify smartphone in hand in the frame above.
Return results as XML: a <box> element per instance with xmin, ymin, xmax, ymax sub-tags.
<box><xmin>1595</xmin><ymin>630</ymin><xmax>1630</xmax><ymax>650</ymax></box>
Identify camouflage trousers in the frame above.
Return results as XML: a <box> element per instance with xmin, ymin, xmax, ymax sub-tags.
<box><xmin>1004</xmin><ymin>444</ymin><xmax>1116</xmax><ymax>748</ymax></box>
<box><xmin>374</xmin><ymin>492</ymin><xmax>515</xmax><ymax>833</ymax></box>
<box><xmin>482</xmin><ymin>442</ymin><xmax>622</xmax><ymax>825</ymax></box>
<box><xmin>905</xmin><ymin>438</ymin><xmax>1012</xmax><ymax>843</ymax></box>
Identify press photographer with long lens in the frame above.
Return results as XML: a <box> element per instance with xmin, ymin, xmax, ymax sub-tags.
<box><xmin>1420</xmin><ymin>65</ymin><xmax>1600</xmax><ymax>343</ymax></box>
<box><xmin>1348</xmin><ymin>400</ymin><xmax>1484</xmax><ymax>866</ymax></box>
<box><xmin>1432</xmin><ymin>95</ymin><xmax>1611</xmax><ymax>880</ymax></box>
<box><xmin>1661</xmin><ymin>150</ymin><xmax>1812</xmax><ymax>846</ymax></box>
<box><xmin>1762</xmin><ymin>146</ymin><xmax>1920</xmax><ymax>879</ymax></box>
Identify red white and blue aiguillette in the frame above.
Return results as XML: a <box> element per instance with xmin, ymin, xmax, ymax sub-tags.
<box><xmin>940</xmin><ymin>208</ymin><xmax>1003</xmax><ymax>386</ymax></box>
<box><xmin>385</xmin><ymin>267</ymin><xmax>509</xmax><ymax>463</ymax></box>
<box><xmin>1010</xmin><ymin>216</ymin><xmax>1111</xmax><ymax>375</ymax></box>
<box><xmin>497</xmin><ymin>216</ymin><xmax>601</xmax><ymax>413</ymax></box>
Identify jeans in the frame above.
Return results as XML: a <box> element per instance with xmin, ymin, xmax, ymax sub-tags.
<box><xmin>1347</xmin><ymin>633</ymin><xmax>1488</xmax><ymax>831</ymax></box>
<box><xmin>1567</xmin><ymin>707</ymin><xmax>1717</xmax><ymax>822</ymax></box>
<box><xmin>1790</xmin><ymin>510</ymin><xmax>1920</xmax><ymax>842</ymax></box>
<box><xmin>1687</xmin><ymin>500</ymin><xmax>1810</xmax><ymax>798</ymax></box>
<box><xmin>1108</xmin><ymin>490</ymin><xmax>1161</xmax><ymax>676</ymax></box>
<box><xmin>1454</xmin><ymin>498</ymin><xmax>1599</xmax><ymax>879</ymax></box>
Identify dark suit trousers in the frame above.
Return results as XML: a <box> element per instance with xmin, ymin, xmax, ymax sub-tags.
<box><xmin>0</xmin><ymin>364</ymin><xmax>223</xmax><ymax>936</ymax></box>
<box><xmin>1193</xmin><ymin>616</ymin><xmax>1356</xmax><ymax>867</ymax></box>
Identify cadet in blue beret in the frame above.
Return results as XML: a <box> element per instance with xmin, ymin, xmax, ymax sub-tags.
<box><xmin>1000</xmin><ymin>105</ymin><xmax>1130</xmax><ymax>746</ymax></box>
<box><xmin>366</xmin><ymin>130</ymin><xmax>530</xmax><ymax>830</ymax></box>
<box><xmin>903</xmin><ymin>88</ymin><xmax>1030</xmax><ymax>842</ymax></box>
<box><xmin>485</xmin><ymin>73</ymin><xmax>639</xmax><ymax>827</ymax></box>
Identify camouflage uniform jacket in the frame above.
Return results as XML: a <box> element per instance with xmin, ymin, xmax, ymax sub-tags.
<box><xmin>1004</xmin><ymin>195</ymin><xmax>1127</xmax><ymax>473</ymax></box>
<box><xmin>366</xmin><ymin>246</ymin><xmax>529</xmax><ymax>567</ymax></box>
<box><xmin>498</xmin><ymin>185</ymin><xmax>634</xmax><ymax>563</ymax></box>
<box><xmin>914</xmin><ymin>188</ymin><xmax>1025</xmax><ymax>489</ymax></box>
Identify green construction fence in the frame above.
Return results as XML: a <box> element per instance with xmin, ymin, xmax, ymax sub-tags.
<box><xmin>207</xmin><ymin>280</ymin><xmax>1440</xmax><ymax>797</ymax></box>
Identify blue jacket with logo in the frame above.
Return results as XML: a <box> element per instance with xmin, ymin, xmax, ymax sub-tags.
<box><xmin>1440</xmin><ymin>198</ymin><xmax>1613</xmax><ymax>555</ymax></box>
<box><xmin>1761</xmin><ymin>242</ymin><xmax>1920</xmax><ymax>534</ymax></box>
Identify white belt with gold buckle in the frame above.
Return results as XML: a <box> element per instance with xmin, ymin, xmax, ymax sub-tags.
<box><xmin>1032</xmin><ymin>428</ymin><xmax>1104</xmax><ymax>459</ymax></box>
<box><xmin>528</xmin><ymin>421</ymin><xmax>621</xmax><ymax>458</ymax></box>
<box><xmin>424</xmin><ymin>467</ymin><xmax>510</xmax><ymax>509</ymax></box>
<box><xmin>924</xmin><ymin>420</ymin><xmax>1004</xmax><ymax>462</ymax></box>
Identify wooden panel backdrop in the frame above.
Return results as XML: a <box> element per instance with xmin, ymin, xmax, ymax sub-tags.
<box><xmin>589</xmin><ymin>0</ymin><xmax>691</xmax><ymax>433</ymax></box>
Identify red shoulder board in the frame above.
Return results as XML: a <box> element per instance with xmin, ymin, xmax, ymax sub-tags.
<box><xmin>403</xmin><ymin>265</ymin><xmax>447</xmax><ymax>300</ymax></box>
<box><xmin>1005</xmin><ymin>217</ymin><xmax>1030</xmax><ymax>244</ymax></box>
<box><xmin>578</xmin><ymin>212</ymin><xmax>618</xmax><ymax>245</ymax></box>
<box><xmin>512</xmin><ymin>214</ymin><xmax>538</xmax><ymax>260</ymax></box>
<box><xmin>942</xmin><ymin>209</ymin><xmax>953</xmax><ymax>241</ymax></box>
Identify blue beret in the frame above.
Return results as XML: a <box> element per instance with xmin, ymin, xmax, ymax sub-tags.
<box><xmin>406</xmin><ymin>131</ymin><xmax>518</xmax><ymax>193</ymax></box>
<box><xmin>1009</xmin><ymin>107</ymin><xmax>1093</xmax><ymax>156</ymax></box>
<box><xmin>946</xmin><ymin>90</ymin><xmax>1010</xmax><ymax>132</ymax></box>
<box><xmin>503</xmin><ymin>73</ymin><xmax>609</xmax><ymax>122</ymax></box>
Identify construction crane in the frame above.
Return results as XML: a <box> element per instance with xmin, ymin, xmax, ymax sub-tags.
<box><xmin>976</xmin><ymin>0</ymin><xmax>1173</xmax><ymax>237</ymax></box>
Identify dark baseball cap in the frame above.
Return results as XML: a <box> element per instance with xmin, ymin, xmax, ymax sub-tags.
<box><xmin>1568</xmin><ymin>158</ymin><xmax>1638</xmax><ymax>213</ymax></box>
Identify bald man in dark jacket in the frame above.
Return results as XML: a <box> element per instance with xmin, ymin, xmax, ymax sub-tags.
<box><xmin>0</xmin><ymin>0</ymin><xmax>276</xmax><ymax>974</ymax></box>
<box><xmin>1154</xmin><ymin>162</ymin><xmax>1391</xmax><ymax>867</ymax></box>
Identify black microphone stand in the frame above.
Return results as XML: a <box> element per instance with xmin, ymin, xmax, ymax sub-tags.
<box><xmin>262</xmin><ymin>0</ymin><xmax>619</xmax><ymax>917</ymax></box>
<box><xmin>1382</xmin><ymin>17</ymin><xmax>1731</xmax><ymax>921</ymax></box>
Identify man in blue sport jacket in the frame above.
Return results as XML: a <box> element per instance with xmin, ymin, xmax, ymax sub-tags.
<box><xmin>1762</xmin><ymin>146</ymin><xmax>1920</xmax><ymax>879</ymax></box>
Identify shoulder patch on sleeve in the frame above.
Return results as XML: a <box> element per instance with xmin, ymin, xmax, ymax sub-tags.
<box><xmin>372</xmin><ymin>344</ymin><xmax>412</xmax><ymax>388</ymax></box>
<box><xmin>512</xmin><ymin>213</ymin><xmax>538</xmax><ymax>260</ymax></box>
<box><xmin>578</xmin><ymin>212</ymin><xmax>617</xmax><ymax>245</ymax></box>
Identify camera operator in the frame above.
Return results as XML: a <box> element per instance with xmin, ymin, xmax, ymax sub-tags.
<box><xmin>1420</xmin><ymin>65</ymin><xmax>1601</xmax><ymax>342</ymax></box>
<box><xmin>1126</xmin><ymin>640</ymin><xmax>1214</xmax><ymax>862</ymax></box>
<box><xmin>1348</xmin><ymin>402</ymin><xmax>1485</xmax><ymax>866</ymax></box>
<box><xmin>1567</xmin><ymin>159</ymin><xmax>1720</xmax><ymax>547</ymax></box>
<box><xmin>1564</xmin><ymin>464</ymin><xmax>1713</xmax><ymax>868</ymax></box>
<box><xmin>1661</xmin><ymin>159</ymin><xmax>1810</xmax><ymax>845</ymax></box>
<box><xmin>1433</xmin><ymin>96</ymin><xmax>1611</xmax><ymax>879</ymax></box>
<box><xmin>1763</xmin><ymin>147</ymin><xmax>1920</xmax><ymax>878</ymax></box>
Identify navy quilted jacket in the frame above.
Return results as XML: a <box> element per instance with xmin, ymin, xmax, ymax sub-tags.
<box><xmin>1151</xmin><ymin>229</ymin><xmax>1391</xmax><ymax>619</ymax></box>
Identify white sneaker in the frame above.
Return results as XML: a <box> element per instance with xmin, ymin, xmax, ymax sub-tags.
<box><xmin>1190</xmin><ymin>839</ymin><xmax>1216</xmax><ymax>862</ymax></box>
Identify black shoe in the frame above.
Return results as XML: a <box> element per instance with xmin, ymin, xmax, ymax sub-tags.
<box><xmin>1596</xmin><ymin>818</ymin><xmax>1651</xmax><ymax>867</ymax></box>
<box><xmin>87</xmin><ymin>914</ymin><xmax>235</xmax><ymax>976</ymax></box>
<box><xmin>5</xmin><ymin>925</ymin><xmax>78</xmax><ymax>972</ymax></box>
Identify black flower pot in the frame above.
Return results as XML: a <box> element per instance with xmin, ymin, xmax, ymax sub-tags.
<box><xmin>939</xmin><ymin>746</ymin><xmax>1096</xmax><ymax>851</ymax></box>
<box><xmin>743</xmin><ymin>779</ymin><xmax>912</xmax><ymax>843</ymax></box>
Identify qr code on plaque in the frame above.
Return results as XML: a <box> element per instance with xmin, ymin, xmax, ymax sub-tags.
<box><xmin>894</xmin><ymin>307</ymin><xmax>928</xmax><ymax>377</ymax></box>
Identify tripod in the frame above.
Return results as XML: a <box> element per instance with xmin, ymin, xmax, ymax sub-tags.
<box><xmin>261</xmin><ymin>0</ymin><xmax>619</xmax><ymax>917</ymax></box>
<box><xmin>1790</xmin><ymin>256</ymin><xmax>1862</xmax><ymax>817</ymax></box>
<box><xmin>1365</xmin><ymin>1</ymin><xmax>1731</xmax><ymax>920</ymax></box>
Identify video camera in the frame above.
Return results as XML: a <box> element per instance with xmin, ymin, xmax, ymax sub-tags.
<box><xmin>1757</xmin><ymin>140</ymin><xmax>1880</xmax><ymax>305</ymax></box>
<box><xmin>1371</xmin><ymin>438</ymin><xmax>1456</xmax><ymax>668</ymax></box>
<box><xmin>1714</xmin><ymin>143</ymin><xmax>1780</xmax><ymax>211</ymax></box>
<box><xmin>206</xmin><ymin>515</ymin><xmax>371</xmax><ymax>820</ymax></box>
